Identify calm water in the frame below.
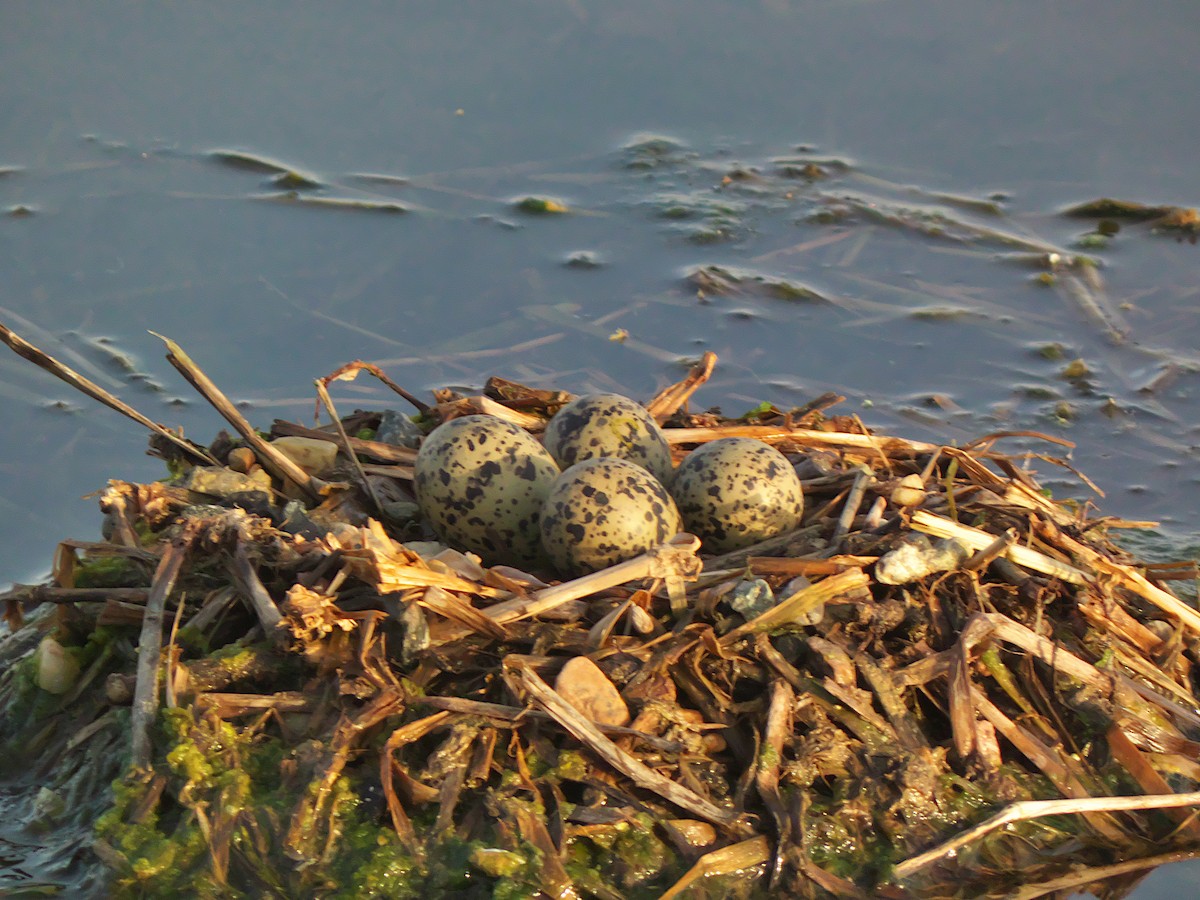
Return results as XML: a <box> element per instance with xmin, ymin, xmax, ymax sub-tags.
<box><xmin>1</xmin><ymin>1</ymin><xmax>1199</xmax><ymax>895</ymax></box>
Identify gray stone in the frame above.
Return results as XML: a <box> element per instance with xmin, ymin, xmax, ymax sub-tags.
<box><xmin>377</xmin><ymin>409</ymin><xmax>425</xmax><ymax>448</ymax></box>
<box><xmin>728</xmin><ymin>578</ymin><xmax>776</xmax><ymax>621</ymax></box>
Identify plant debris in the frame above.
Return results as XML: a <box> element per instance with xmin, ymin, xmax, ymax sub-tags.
<box><xmin>3</xmin><ymin>333</ymin><xmax>1200</xmax><ymax>899</ymax></box>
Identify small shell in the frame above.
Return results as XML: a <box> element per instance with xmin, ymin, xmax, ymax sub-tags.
<box><xmin>540</xmin><ymin>457</ymin><xmax>681</xmax><ymax>575</ymax></box>
<box><xmin>543</xmin><ymin>393</ymin><xmax>674</xmax><ymax>485</ymax></box>
<box><xmin>414</xmin><ymin>416</ymin><xmax>559</xmax><ymax>564</ymax></box>
<box><xmin>890</xmin><ymin>473</ymin><xmax>927</xmax><ymax>508</ymax></box>
<box><xmin>671</xmin><ymin>437</ymin><xmax>804</xmax><ymax>553</ymax></box>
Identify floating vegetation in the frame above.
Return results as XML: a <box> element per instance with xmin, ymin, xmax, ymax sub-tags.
<box><xmin>209</xmin><ymin>149</ymin><xmax>314</xmax><ymax>178</ymax></box>
<box><xmin>563</xmin><ymin>250</ymin><xmax>603</xmax><ymax>269</ymax></box>
<box><xmin>907</xmin><ymin>304</ymin><xmax>984</xmax><ymax>322</ymax></box>
<box><xmin>3</xmin><ymin>325</ymin><xmax>1200</xmax><ymax>898</ymax></box>
<box><xmin>1064</xmin><ymin>197</ymin><xmax>1190</xmax><ymax>221</ymax></box>
<box><xmin>770</xmin><ymin>154</ymin><xmax>853</xmax><ymax>181</ymax></box>
<box><xmin>648</xmin><ymin>191</ymin><xmax>751</xmax><ymax>244</ymax></box>
<box><xmin>270</xmin><ymin>170</ymin><xmax>323</xmax><ymax>190</ymax></box>
<box><xmin>254</xmin><ymin>192</ymin><xmax>408</xmax><ymax>214</ymax></box>
<box><xmin>620</xmin><ymin>135</ymin><xmax>694</xmax><ymax>171</ymax></box>
<box><xmin>686</xmin><ymin>264</ymin><xmax>825</xmax><ymax>303</ymax></box>
<box><xmin>1064</xmin><ymin>198</ymin><xmax>1200</xmax><ymax>241</ymax></box>
<box><xmin>513</xmin><ymin>196</ymin><xmax>570</xmax><ymax>214</ymax></box>
<box><xmin>209</xmin><ymin>150</ymin><xmax>325</xmax><ymax>191</ymax></box>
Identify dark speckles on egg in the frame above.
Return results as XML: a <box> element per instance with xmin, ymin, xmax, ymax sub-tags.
<box><xmin>540</xmin><ymin>457</ymin><xmax>681</xmax><ymax>576</ymax></box>
<box><xmin>414</xmin><ymin>415</ymin><xmax>560</xmax><ymax>565</ymax></box>
<box><xmin>543</xmin><ymin>393</ymin><xmax>675</xmax><ymax>486</ymax></box>
<box><xmin>671</xmin><ymin>437</ymin><xmax>804</xmax><ymax>553</ymax></box>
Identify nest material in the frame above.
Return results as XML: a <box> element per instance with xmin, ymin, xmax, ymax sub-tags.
<box><xmin>3</xmin><ymin>348</ymin><xmax>1200</xmax><ymax>899</ymax></box>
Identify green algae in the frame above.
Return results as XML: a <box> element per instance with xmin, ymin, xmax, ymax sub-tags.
<box><xmin>620</xmin><ymin>135</ymin><xmax>693</xmax><ymax>170</ymax></box>
<box><xmin>561</xmin><ymin>814</ymin><xmax>679</xmax><ymax>899</ymax></box>
<box><xmin>211</xmin><ymin>644</ymin><xmax>264</xmax><ymax>680</ymax></box>
<box><xmin>92</xmin><ymin>700</ymin><xmax>671</xmax><ymax>898</ymax></box>
<box><xmin>74</xmin><ymin>555</ymin><xmax>150</xmax><ymax>589</ymax></box>
<box><xmin>469</xmin><ymin>846</ymin><xmax>526</xmax><ymax>878</ymax></box>
<box><xmin>96</xmin><ymin>705</ymin><xmax>381</xmax><ymax>897</ymax></box>
<box><xmin>514</xmin><ymin>196</ymin><xmax>569</xmax><ymax>214</ymax></box>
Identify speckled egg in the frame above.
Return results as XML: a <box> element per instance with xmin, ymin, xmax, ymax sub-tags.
<box><xmin>414</xmin><ymin>415</ymin><xmax>560</xmax><ymax>564</ymax></box>
<box><xmin>543</xmin><ymin>393</ymin><xmax>674</xmax><ymax>486</ymax></box>
<box><xmin>671</xmin><ymin>438</ymin><xmax>804</xmax><ymax>553</ymax></box>
<box><xmin>540</xmin><ymin>458</ymin><xmax>682</xmax><ymax>576</ymax></box>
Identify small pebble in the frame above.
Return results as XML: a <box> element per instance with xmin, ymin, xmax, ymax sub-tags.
<box><xmin>554</xmin><ymin>656</ymin><xmax>630</xmax><ymax>727</ymax></box>
<box><xmin>226</xmin><ymin>447</ymin><xmax>256</xmax><ymax>473</ymax></box>
<box><xmin>727</xmin><ymin>579</ymin><xmax>776</xmax><ymax>621</ymax></box>
<box><xmin>376</xmin><ymin>409</ymin><xmax>425</xmax><ymax>448</ymax></box>
<box><xmin>105</xmin><ymin>673</ymin><xmax>134</xmax><ymax>705</ymax></box>
<box><xmin>270</xmin><ymin>436</ymin><xmax>338</xmax><ymax>475</ymax></box>
<box><xmin>891</xmin><ymin>473</ymin><xmax>927</xmax><ymax>508</ymax></box>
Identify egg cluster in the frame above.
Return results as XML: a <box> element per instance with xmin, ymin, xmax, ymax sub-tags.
<box><xmin>414</xmin><ymin>393</ymin><xmax>805</xmax><ymax>575</ymax></box>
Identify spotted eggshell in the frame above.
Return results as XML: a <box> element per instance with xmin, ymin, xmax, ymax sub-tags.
<box><xmin>540</xmin><ymin>458</ymin><xmax>682</xmax><ymax>576</ymax></box>
<box><xmin>671</xmin><ymin>438</ymin><xmax>803</xmax><ymax>553</ymax></box>
<box><xmin>543</xmin><ymin>393</ymin><xmax>674</xmax><ymax>486</ymax></box>
<box><xmin>414</xmin><ymin>416</ymin><xmax>559</xmax><ymax>564</ymax></box>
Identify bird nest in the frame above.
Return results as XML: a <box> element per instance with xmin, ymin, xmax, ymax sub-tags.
<box><xmin>2</xmin><ymin>338</ymin><xmax>1200</xmax><ymax>899</ymax></box>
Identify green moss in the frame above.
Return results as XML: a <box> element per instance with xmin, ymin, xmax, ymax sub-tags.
<box><xmin>1033</xmin><ymin>342</ymin><xmax>1066</xmax><ymax>361</ymax></box>
<box><xmin>96</xmin><ymin>706</ymin><xmax>292</xmax><ymax>895</ymax></box>
<box><xmin>515</xmin><ymin>196</ymin><xmax>569</xmax><ymax>214</ymax></box>
<box><xmin>611</xmin><ymin>814</ymin><xmax>670</xmax><ymax>884</ymax></box>
<box><xmin>522</xmin><ymin>748</ymin><xmax>553</xmax><ymax>780</ymax></box>
<box><xmin>328</xmin><ymin>819</ymin><xmax>420</xmax><ymax>899</ymax></box>
<box><xmin>1060</xmin><ymin>358</ymin><xmax>1091</xmax><ymax>380</ymax></box>
<box><xmin>211</xmin><ymin>644</ymin><xmax>262</xmax><ymax>680</ymax></box>
<box><xmin>79</xmin><ymin>626</ymin><xmax>121</xmax><ymax>668</ymax></box>
<box><xmin>174</xmin><ymin>625</ymin><xmax>209</xmax><ymax>656</ymax></box>
<box><xmin>553</xmin><ymin>749</ymin><xmax>588</xmax><ymax>782</ymax></box>
<box><xmin>758</xmin><ymin>743</ymin><xmax>781</xmax><ymax>769</ymax></box>
<box><xmin>739</xmin><ymin>400</ymin><xmax>776</xmax><ymax>421</ymax></box>
<box><xmin>95</xmin><ymin>770</ymin><xmax>208</xmax><ymax>897</ymax></box>
<box><xmin>561</xmin><ymin>814</ymin><xmax>677</xmax><ymax>896</ymax></box>
<box><xmin>417</xmin><ymin>832</ymin><xmax>478</xmax><ymax>896</ymax></box>
<box><xmin>1017</xmin><ymin>385</ymin><xmax>1059</xmax><ymax>401</ymax></box>
<box><xmin>470</xmin><ymin>846</ymin><xmax>526</xmax><ymax>878</ymax></box>
<box><xmin>1074</xmin><ymin>232</ymin><xmax>1109</xmax><ymax>250</ymax></box>
<box><xmin>74</xmin><ymin>555</ymin><xmax>149</xmax><ymax>589</ymax></box>
<box><xmin>166</xmin><ymin>738</ymin><xmax>216</xmax><ymax>787</ymax></box>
